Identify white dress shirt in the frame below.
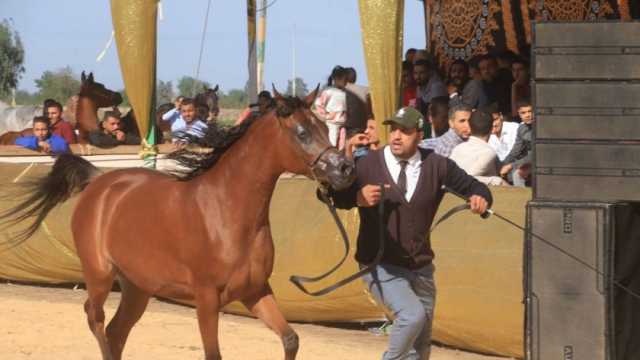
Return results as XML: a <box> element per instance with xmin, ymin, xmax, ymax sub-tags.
<box><xmin>384</xmin><ymin>146</ymin><xmax>422</xmax><ymax>202</ymax></box>
<box><xmin>489</xmin><ymin>121</ymin><xmax>519</xmax><ymax>161</ymax></box>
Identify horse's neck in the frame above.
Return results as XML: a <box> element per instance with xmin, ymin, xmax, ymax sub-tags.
<box><xmin>196</xmin><ymin>118</ymin><xmax>284</xmax><ymax>215</ymax></box>
<box><xmin>76</xmin><ymin>96</ymin><xmax>99</xmax><ymax>132</ymax></box>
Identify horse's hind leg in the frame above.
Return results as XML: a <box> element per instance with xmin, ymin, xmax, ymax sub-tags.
<box><xmin>106</xmin><ymin>275</ymin><xmax>150</xmax><ymax>360</ymax></box>
<box><xmin>83</xmin><ymin>271</ymin><xmax>116</xmax><ymax>360</ymax></box>
<box><xmin>243</xmin><ymin>286</ymin><xmax>299</xmax><ymax>360</ymax></box>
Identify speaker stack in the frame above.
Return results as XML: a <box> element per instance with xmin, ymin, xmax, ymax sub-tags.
<box><xmin>526</xmin><ymin>22</ymin><xmax>640</xmax><ymax>360</ymax></box>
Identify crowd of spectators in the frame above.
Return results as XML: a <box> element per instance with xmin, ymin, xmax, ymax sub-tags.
<box><xmin>333</xmin><ymin>48</ymin><xmax>534</xmax><ymax>187</ymax></box>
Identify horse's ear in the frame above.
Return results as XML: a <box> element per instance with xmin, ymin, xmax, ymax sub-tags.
<box><xmin>272</xmin><ymin>84</ymin><xmax>284</xmax><ymax>101</ymax></box>
<box><xmin>88</xmin><ymin>72</ymin><xmax>94</xmax><ymax>83</ymax></box>
<box><xmin>303</xmin><ymin>84</ymin><xmax>320</xmax><ymax>108</ymax></box>
<box><xmin>212</xmin><ymin>84</ymin><xmax>219</xmax><ymax>92</ymax></box>
<box><xmin>81</xmin><ymin>71</ymin><xmax>86</xmax><ymax>82</ymax></box>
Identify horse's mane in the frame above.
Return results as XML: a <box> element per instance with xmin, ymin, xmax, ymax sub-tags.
<box><xmin>167</xmin><ymin>118</ymin><xmax>257</xmax><ymax>180</ymax></box>
<box><xmin>167</xmin><ymin>95</ymin><xmax>307</xmax><ymax>181</ymax></box>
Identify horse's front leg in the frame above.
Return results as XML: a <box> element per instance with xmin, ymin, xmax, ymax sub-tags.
<box><xmin>194</xmin><ymin>286</ymin><xmax>222</xmax><ymax>360</ymax></box>
<box><xmin>243</xmin><ymin>285</ymin><xmax>299</xmax><ymax>360</ymax></box>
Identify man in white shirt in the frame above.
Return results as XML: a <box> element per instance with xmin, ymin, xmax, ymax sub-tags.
<box><xmin>487</xmin><ymin>103</ymin><xmax>519</xmax><ymax>162</ymax></box>
<box><xmin>171</xmin><ymin>98</ymin><xmax>208</xmax><ymax>143</ymax></box>
<box><xmin>450</xmin><ymin>108</ymin><xmax>507</xmax><ymax>186</ymax></box>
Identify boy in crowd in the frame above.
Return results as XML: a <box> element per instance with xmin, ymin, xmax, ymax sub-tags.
<box><xmin>45</xmin><ymin>100</ymin><xmax>77</xmax><ymax>144</ymax></box>
<box><xmin>486</xmin><ymin>103</ymin><xmax>519</xmax><ymax>162</ymax></box>
<box><xmin>15</xmin><ymin>116</ymin><xmax>69</xmax><ymax>154</ymax></box>
<box><xmin>500</xmin><ymin>99</ymin><xmax>534</xmax><ymax>186</ymax></box>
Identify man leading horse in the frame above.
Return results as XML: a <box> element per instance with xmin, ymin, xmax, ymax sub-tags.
<box><xmin>327</xmin><ymin>106</ymin><xmax>492</xmax><ymax>360</ymax></box>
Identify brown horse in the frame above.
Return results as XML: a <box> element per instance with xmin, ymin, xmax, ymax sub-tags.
<box><xmin>75</xmin><ymin>71</ymin><xmax>123</xmax><ymax>143</ymax></box>
<box><xmin>0</xmin><ymin>72</ymin><xmax>122</xmax><ymax>145</ymax></box>
<box><xmin>1</xmin><ymin>88</ymin><xmax>354</xmax><ymax>360</ymax></box>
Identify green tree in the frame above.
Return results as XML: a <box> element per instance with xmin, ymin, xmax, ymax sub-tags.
<box><xmin>14</xmin><ymin>89</ymin><xmax>38</xmax><ymax>105</ymax></box>
<box><xmin>0</xmin><ymin>19</ymin><xmax>25</xmax><ymax>98</ymax></box>
<box><xmin>219</xmin><ymin>89</ymin><xmax>248</xmax><ymax>109</ymax></box>
<box><xmin>286</xmin><ymin>77</ymin><xmax>308</xmax><ymax>98</ymax></box>
<box><xmin>34</xmin><ymin>66</ymin><xmax>80</xmax><ymax>103</ymax></box>
<box><xmin>156</xmin><ymin>80</ymin><xmax>174</xmax><ymax>105</ymax></box>
<box><xmin>177</xmin><ymin>76</ymin><xmax>211</xmax><ymax>97</ymax></box>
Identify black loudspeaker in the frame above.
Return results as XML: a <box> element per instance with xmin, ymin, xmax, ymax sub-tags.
<box><xmin>525</xmin><ymin>201</ymin><xmax>640</xmax><ymax>360</ymax></box>
<box><xmin>532</xmin><ymin>22</ymin><xmax>640</xmax><ymax>202</ymax></box>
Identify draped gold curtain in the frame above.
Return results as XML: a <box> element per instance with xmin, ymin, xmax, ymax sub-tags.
<box><xmin>358</xmin><ymin>0</ymin><xmax>404</xmax><ymax>145</ymax></box>
<box><xmin>110</xmin><ymin>0</ymin><xmax>158</xmax><ymax>143</ymax></box>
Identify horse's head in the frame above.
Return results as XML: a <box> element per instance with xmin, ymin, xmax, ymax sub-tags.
<box><xmin>79</xmin><ymin>71</ymin><xmax>123</xmax><ymax>108</ymax></box>
<box><xmin>195</xmin><ymin>85</ymin><xmax>219</xmax><ymax>121</ymax></box>
<box><xmin>271</xmin><ymin>86</ymin><xmax>355</xmax><ymax>191</ymax></box>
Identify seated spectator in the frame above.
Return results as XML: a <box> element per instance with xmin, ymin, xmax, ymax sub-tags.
<box><xmin>235</xmin><ymin>90</ymin><xmax>275</xmax><ymax>126</ymax></box>
<box><xmin>511</xmin><ymin>57</ymin><xmax>531</xmax><ymax>120</ymax></box>
<box><xmin>171</xmin><ymin>98</ymin><xmax>208</xmax><ymax>143</ymax></box>
<box><xmin>314</xmin><ymin>65</ymin><xmax>348</xmax><ymax>147</ymax></box>
<box><xmin>500</xmin><ymin>99</ymin><xmax>534</xmax><ymax>186</ymax></box>
<box><xmin>45</xmin><ymin>100</ymin><xmax>77</xmax><ymax>144</ymax></box>
<box><xmin>414</xmin><ymin>59</ymin><xmax>448</xmax><ymax>119</ymax></box>
<box><xmin>160</xmin><ymin>96</ymin><xmax>186</xmax><ymax>132</ymax></box>
<box><xmin>479</xmin><ymin>54</ymin><xmax>513</xmax><ymax>116</ymax></box>
<box><xmin>425</xmin><ymin>96</ymin><xmax>449</xmax><ymax>139</ymax></box>
<box><xmin>344</xmin><ymin>119</ymin><xmax>380</xmax><ymax>161</ymax></box>
<box><xmin>419</xmin><ymin>103</ymin><xmax>471</xmax><ymax>157</ymax></box>
<box><xmin>15</xmin><ymin>116</ymin><xmax>69</xmax><ymax>154</ymax></box>
<box><xmin>89</xmin><ymin>111</ymin><xmax>141</xmax><ymax>148</ymax></box>
<box><xmin>447</xmin><ymin>59</ymin><xmax>488</xmax><ymax>109</ymax></box>
<box><xmin>486</xmin><ymin>103</ymin><xmax>519</xmax><ymax>162</ymax></box>
<box><xmin>401</xmin><ymin>61</ymin><xmax>417</xmax><ymax>107</ymax></box>
<box><xmin>450</xmin><ymin>109</ymin><xmax>507</xmax><ymax>186</ymax></box>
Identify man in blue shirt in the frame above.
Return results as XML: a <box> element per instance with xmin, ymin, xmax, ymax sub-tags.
<box><xmin>15</xmin><ymin>116</ymin><xmax>69</xmax><ymax>154</ymax></box>
<box><xmin>171</xmin><ymin>98</ymin><xmax>208</xmax><ymax>143</ymax></box>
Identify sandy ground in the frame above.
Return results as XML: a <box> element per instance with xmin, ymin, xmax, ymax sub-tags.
<box><xmin>0</xmin><ymin>283</ymin><xmax>510</xmax><ymax>360</ymax></box>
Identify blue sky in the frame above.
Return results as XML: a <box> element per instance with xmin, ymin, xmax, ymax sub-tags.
<box><xmin>2</xmin><ymin>0</ymin><xmax>426</xmax><ymax>94</ymax></box>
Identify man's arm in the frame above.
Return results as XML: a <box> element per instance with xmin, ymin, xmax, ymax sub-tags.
<box><xmin>89</xmin><ymin>131</ymin><xmax>120</xmax><ymax>148</ymax></box>
<box><xmin>60</xmin><ymin>122</ymin><xmax>77</xmax><ymax>144</ymax></box>
<box><xmin>443</xmin><ymin>158</ymin><xmax>493</xmax><ymax>208</ymax></box>
<box><xmin>161</xmin><ymin>108</ymin><xmax>179</xmax><ymax>122</ymax></box>
<box><xmin>48</xmin><ymin>135</ymin><xmax>70</xmax><ymax>154</ymax></box>
<box><xmin>502</xmin><ymin>125</ymin><xmax>526</xmax><ymax>165</ymax></box>
<box><xmin>15</xmin><ymin>136</ymin><xmax>38</xmax><ymax>151</ymax></box>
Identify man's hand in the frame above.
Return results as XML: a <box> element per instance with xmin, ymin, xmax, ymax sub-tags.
<box><xmin>115</xmin><ymin>130</ymin><xmax>126</xmax><ymax>142</ymax></box>
<box><xmin>469</xmin><ymin>195</ymin><xmax>488</xmax><ymax>215</ymax></box>
<box><xmin>38</xmin><ymin>141</ymin><xmax>51</xmax><ymax>153</ymax></box>
<box><xmin>500</xmin><ymin>163</ymin><xmax>513</xmax><ymax>177</ymax></box>
<box><xmin>174</xmin><ymin>98</ymin><xmax>183</xmax><ymax>109</ymax></box>
<box><xmin>357</xmin><ymin>184</ymin><xmax>391</xmax><ymax>207</ymax></box>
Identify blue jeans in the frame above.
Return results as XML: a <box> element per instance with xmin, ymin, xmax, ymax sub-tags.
<box><xmin>362</xmin><ymin>263</ymin><xmax>436</xmax><ymax>360</ymax></box>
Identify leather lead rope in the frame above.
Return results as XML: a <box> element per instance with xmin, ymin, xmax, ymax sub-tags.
<box><xmin>290</xmin><ymin>184</ymin><xmax>475</xmax><ymax>297</ymax></box>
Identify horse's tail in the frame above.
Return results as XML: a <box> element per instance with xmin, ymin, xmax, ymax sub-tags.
<box><xmin>0</xmin><ymin>153</ymin><xmax>99</xmax><ymax>246</ymax></box>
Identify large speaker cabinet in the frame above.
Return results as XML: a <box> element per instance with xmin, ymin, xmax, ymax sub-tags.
<box><xmin>525</xmin><ymin>201</ymin><xmax>640</xmax><ymax>360</ymax></box>
<box><xmin>532</xmin><ymin>22</ymin><xmax>640</xmax><ymax>202</ymax></box>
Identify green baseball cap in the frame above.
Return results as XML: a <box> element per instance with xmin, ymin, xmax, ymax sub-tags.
<box><xmin>383</xmin><ymin>107</ymin><xmax>424</xmax><ymax>130</ymax></box>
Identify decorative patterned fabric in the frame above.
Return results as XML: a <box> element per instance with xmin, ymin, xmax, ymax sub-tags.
<box><xmin>425</xmin><ymin>0</ymin><xmax>635</xmax><ymax>72</ymax></box>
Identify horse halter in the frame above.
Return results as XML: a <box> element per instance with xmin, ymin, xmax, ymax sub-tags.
<box><xmin>307</xmin><ymin>145</ymin><xmax>333</xmax><ymax>179</ymax></box>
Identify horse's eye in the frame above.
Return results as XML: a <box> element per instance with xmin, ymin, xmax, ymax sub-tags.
<box><xmin>296</xmin><ymin>126</ymin><xmax>309</xmax><ymax>140</ymax></box>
